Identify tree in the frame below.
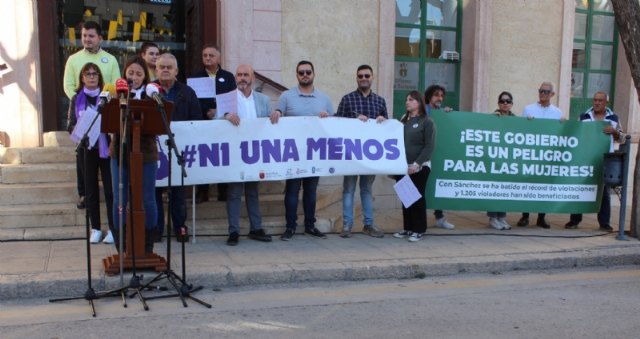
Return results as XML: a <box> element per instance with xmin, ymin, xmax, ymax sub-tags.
<box><xmin>610</xmin><ymin>0</ymin><xmax>640</xmax><ymax>237</ymax></box>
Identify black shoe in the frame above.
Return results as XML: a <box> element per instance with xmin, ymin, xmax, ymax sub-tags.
<box><xmin>227</xmin><ymin>232</ymin><xmax>239</xmax><ymax>246</ymax></box>
<box><xmin>305</xmin><ymin>227</ymin><xmax>327</xmax><ymax>239</ymax></box>
<box><xmin>248</xmin><ymin>229</ymin><xmax>272</xmax><ymax>242</ymax></box>
<box><xmin>176</xmin><ymin>226</ymin><xmax>189</xmax><ymax>242</ymax></box>
<box><xmin>599</xmin><ymin>224</ymin><xmax>613</xmax><ymax>232</ymax></box>
<box><xmin>76</xmin><ymin>196</ymin><xmax>86</xmax><ymax>209</ymax></box>
<box><xmin>564</xmin><ymin>221</ymin><xmax>579</xmax><ymax>229</ymax></box>
<box><xmin>153</xmin><ymin>229</ymin><xmax>163</xmax><ymax>243</ymax></box>
<box><xmin>517</xmin><ymin>217</ymin><xmax>529</xmax><ymax>227</ymax></box>
<box><xmin>536</xmin><ymin>218</ymin><xmax>551</xmax><ymax>229</ymax></box>
<box><xmin>280</xmin><ymin>229</ymin><xmax>294</xmax><ymax>241</ymax></box>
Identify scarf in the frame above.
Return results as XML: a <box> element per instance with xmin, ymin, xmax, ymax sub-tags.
<box><xmin>75</xmin><ymin>87</ymin><xmax>109</xmax><ymax>158</ymax></box>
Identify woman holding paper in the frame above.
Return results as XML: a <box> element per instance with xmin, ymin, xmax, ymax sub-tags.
<box><xmin>393</xmin><ymin>90</ymin><xmax>435</xmax><ymax>242</ymax></box>
<box><xmin>66</xmin><ymin>62</ymin><xmax>114</xmax><ymax>244</ymax></box>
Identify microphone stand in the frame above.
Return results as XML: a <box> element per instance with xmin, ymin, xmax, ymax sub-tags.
<box><xmin>49</xmin><ymin>103</ymin><xmax>128</xmax><ymax>316</ymax></box>
<box><xmin>136</xmin><ymin>98</ymin><xmax>210</xmax><ymax>308</ymax></box>
<box><xmin>116</xmin><ymin>92</ymin><xmax>150</xmax><ymax>310</ymax></box>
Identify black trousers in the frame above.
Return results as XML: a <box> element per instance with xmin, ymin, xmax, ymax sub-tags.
<box><xmin>78</xmin><ymin>147</ymin><xmax>114</xmax><ymax>231</ymax></box>
<box><xmin>399</xmin><ymin>167</ymin><xmax>430</xmax><ymax>234</ymax></box>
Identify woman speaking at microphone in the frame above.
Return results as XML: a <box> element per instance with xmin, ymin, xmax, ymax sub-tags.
<box><xmin>109</xmin><ymin>56</ymin><xmax>159</xmax><ymax>254</ymax></box>
<box><xmin>67</xmin><ymin>62</ymin><xmax>115</xmax><ymax>245</ymax></box>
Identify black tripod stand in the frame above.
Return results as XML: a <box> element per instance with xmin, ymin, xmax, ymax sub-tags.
<box><xmin>135</xmin><ymin>99</ymin><xmax>210</xmax><ymax>308</ymax></box>
<box><xmin>49</xmin><ymin>101</ymin><xmax>129</xmax><ymax>316</ymax></box>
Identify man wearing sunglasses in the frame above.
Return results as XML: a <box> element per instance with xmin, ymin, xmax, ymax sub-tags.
<box><xmin>270</xmin><ymin>60</ymin><xmax>333</xmax><ymax>241</ymax></box>
<box><xmin>518</xmin><ymin>81</ymin><xmax>564</xmax><ymax>229</ymax></box>
<box><xmin>335</xmin><ymin>65</ymin><xmax>388</xmax><ymax>239</ymax></box>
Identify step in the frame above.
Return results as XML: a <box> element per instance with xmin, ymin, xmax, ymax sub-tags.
<box><xmin>0</xmin><ymin>163</ymin><xmax>76</xmax><ymax>184</ymax></box>
<box><xmin>43</xmin><ymin>131</ymin><xmax>75</xmax><ymax>147</ymax></box>
<box><xmin>0</xmin><ymin>146</ymin><xmax>75</xmax><ymax>165</ymax></box>
<box><xmin>0</xmin><ymin>182</ymin><xmax>78</xmax><ymax>205</ymax></box>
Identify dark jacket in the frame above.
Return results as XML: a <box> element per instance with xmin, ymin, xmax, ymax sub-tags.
<box><xmin>191</xmin><ymin>67</ymin><xmax>237</xmax><ymax>119</ymax></box>
<box><xmin>156</xmin><ymin>80</ymin><xmax>202</xmax><ymax>122</ymax></box>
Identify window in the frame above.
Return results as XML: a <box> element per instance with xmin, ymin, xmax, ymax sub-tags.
<box><xmin>570</xmin><ymin>0</ymin><xmax>617</xmax><ymax>119</ymax></box>
<box><xmin>393</xmin><ymin>0</ymin><xmax>462</xmax><ymax>118</ymax></box>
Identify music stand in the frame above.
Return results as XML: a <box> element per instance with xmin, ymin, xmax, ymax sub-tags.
<box><xmin>101</xmin><ymin>98</ymin><xmax>173</xmax><ymax>274</ymax></box>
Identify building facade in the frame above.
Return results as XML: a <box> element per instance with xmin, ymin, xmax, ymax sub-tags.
<box><xmin>1</xmin><ymin>0</ymin><xmax>638</xmax><ymax>148</ymax></box>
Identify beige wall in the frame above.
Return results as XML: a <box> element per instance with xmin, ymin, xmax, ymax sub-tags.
<box><xmin>487</xmin><ymin>0</ymin><xmax>566</xmax><ymax>116</ymax></box>
<box><xmin>0</xmin><ymin>0</ymin><xmax>41</xmax><ymax>147</ymax></box>
<box><xmin>280</xmin><ymin>0</ymin><xmax>384</xmax><ymax>109</ymax></box>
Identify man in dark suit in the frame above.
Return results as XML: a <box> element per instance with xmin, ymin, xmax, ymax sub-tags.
<box><xmin>192</xmin><ymin>45</ymin><xmax>237</xmax><ymax>203</ymax></box>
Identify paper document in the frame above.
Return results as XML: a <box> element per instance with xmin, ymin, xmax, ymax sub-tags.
<box><xmin>187</xmin><ymin>77</ymin><xmax>216</xmax><ymax>98</ymax></box>
<box><xmin>70</xmin><ymin>107</ymin><xmax>101</xmax><ymax>148</ymax></box>
<box><xmin>215</xmin><ymin>90</ymin><xmax>238</xmax><ymax>119</ymax></box>
<box><xmin>393</xmin><ymin>175</ymin><xmax>422</xmax><ymax>208</ymax></box>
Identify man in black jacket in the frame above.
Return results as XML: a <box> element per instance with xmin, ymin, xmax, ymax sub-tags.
<box><xmin>155</xmin><ymin>53</ymin><xmax>202</xmax><ymax>242</ymax></box>
<box><xmin>192</xmin><ymin>45</ymin><xmax>237</xmax><ymax>203</ymax></box>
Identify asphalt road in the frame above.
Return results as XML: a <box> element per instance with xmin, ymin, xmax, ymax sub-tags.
<box><xmin>1</xmin><ymin>266</ymin><xmax>640</xmax><ymax>338</ymax></box>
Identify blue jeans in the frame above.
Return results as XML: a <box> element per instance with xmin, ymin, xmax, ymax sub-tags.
<box><xmin>110</xmin><ymin>159</ymin><xmax>157</xmax><ymax>230</ymax></box>
<box><xmin>226</xmin><ymin>182</ymin><xmax>262</xmax><ymax>234</ymax></box>
<box><xmin>342</xmin><ymin>175</ymin><xmax>375</xmax><ymax>227</ymax></box>
<box><xmin>487</xmin><ymin>212</ymin><xmax>506</xmax><ymax>218</ymax></box>
<box><xmin>285</xmin><ymin>177</ymin><xmax>319</xmax><ymax>231</ymax></box>
<box><xmin>156</xmin><ymin>186</ymin><xmax>186</xmax><ymax>234</ymax></box>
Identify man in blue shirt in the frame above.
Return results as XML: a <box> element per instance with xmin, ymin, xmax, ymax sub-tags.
<box><xmin>335</xmin><ymin>64</ymin><xmax>387</xmax><ymax>238</ymax></box>
<box><xmin>270</xmin><ymin>60</ymin><xmax>333</xmax><ymax>241</ymax></box>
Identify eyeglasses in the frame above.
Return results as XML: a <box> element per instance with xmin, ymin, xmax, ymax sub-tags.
<box><xmin>297</xmin><ymin>70</ymin><xmax>313</xmax><ymax>76</ymax></box>
<box><xmin>499</xmin><ymin>99</ymin><xmax>513</xmax><ymax>104</ymax></box>
<box><xmin>83</xmin><ymin>72</ymin><xmax>99</xmax><ymax>78</ymax></box>
<box><xmin>538</xmin><ymin>89</ymin><xmax>552</xmax><ymax>95</ymax></box>
<box><xmin>357</xmin><ymin>74</ymin><xmax>371</xmax><ymax>79</ymax></box>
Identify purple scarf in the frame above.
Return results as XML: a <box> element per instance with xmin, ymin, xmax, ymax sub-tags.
<box><xmin>75</xmin><ymin>88</ymin><xmax>109</xmax><ymax>158</ymax></box>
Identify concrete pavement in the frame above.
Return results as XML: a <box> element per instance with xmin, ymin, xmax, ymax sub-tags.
<box><xmin>1</xmin><ymin>207</ymin><xmax>639</xmax><ymax>300</ymax></box>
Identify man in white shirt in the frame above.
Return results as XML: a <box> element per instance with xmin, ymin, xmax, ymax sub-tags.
<box><xmin>222</xmin><ymin>64</ymin><xmax>272</xmax><ymax>246</ymax></box>
<box><xmin>518</xmin><ymin>81</ymin><xmax>563</xmax><ymax>229</ymax></box>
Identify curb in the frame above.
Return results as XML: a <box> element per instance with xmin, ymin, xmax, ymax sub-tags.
<box><xmin>4</xmin><ymin>246</ymin><xmax>639</xmax><ymax>300</ymax></box>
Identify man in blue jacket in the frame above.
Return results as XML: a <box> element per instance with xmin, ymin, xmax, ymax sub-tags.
<box><xmin>155</xmin><ymin>53</ymin><xmax>202</xmax><ymax>242</ymax></box>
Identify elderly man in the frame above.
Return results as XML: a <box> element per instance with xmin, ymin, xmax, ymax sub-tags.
<box><xmin>335</xmin><ymin>64</ymin><xmax>387</xmax><ymax>238</ymax></box>
<box><xmin>270</xmin><ymin>60</ymin><xmax>333</xmax><ymax>241</ymax></box>
<box><xmin>192</xmin><ymin>45</ymin><xmax>237</xmax><ymax>203</ymax></box>
<box><xmin>518</xmin><ymin>81</ymin><xmax>563</xmax><ymax>229</ymax></box>
<box><xmin>154</xmin><ymin>53</ymin><xmax>201</xmax><ymax>242</ymax></box>
<box><xmin>565</xmin><ymin>91</ymin><xmax>625</xmax><ymax>231</ymax></box>
<box><xmin>222</xmin><ymin>64</ymin><xmax>272</xmax><ymax>246</ymax></box>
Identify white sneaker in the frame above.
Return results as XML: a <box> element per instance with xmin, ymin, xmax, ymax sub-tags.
<box><xmin>498</xmin><ymin>217</ymin><xmax>512</xmax><ymax>230</ymax></box>
<box><xmin>89</xmin><ymin>230</ymin><xmax>102</xmax><ymax>244</ymax></box>
<box><xmin>489</xmin><ymin>217</ymin><xmax>504</xmax><ymax>230</ymax></box>
<box><xmin>408</xmin><ymin>232</ymin><xmax>424</xmax><ymax>242</ymax></box>
<box><xmin>435</xmin><ymin>217</ymin><xmax>455</xmax><ymax>229</ymax></box>
<box><xmin>393</xmin><ymin>230</ymin><xmax>412</xmax><ymax>238</ymax></box>
<box><xmin>102</xmin><ymin>230</ymin><xmax>114</xmax><ymax>244</ymax></box>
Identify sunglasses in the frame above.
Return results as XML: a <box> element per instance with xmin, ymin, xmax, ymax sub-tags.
<box><xmin>297</xmin><ymin>70</ymin><xmax>313</xmax><ymax>76</ymax></box>
<box><xmin>538</xmin><ymin>89</ymin><xmax>552</xmax><ymax>95</ymax></box>
<box><xmin>499</xmin><ymin>99</ymin><xmax>512</xmax><ymax>104</ymax></box>
<box><xmin>357</xmin><ymin>74</ymin><xmax>371</xmax><ymax>79</ymax></box>
<box><xmin>83</xmin><ymin>72</ymin><xmax>99</xmax><ymax>78</ymax></box>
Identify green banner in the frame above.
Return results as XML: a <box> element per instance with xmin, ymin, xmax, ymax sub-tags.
<box><xmin>426</xmin><ymin>111</ymin><xmax>611</xmax><ymax>213</ymax></box>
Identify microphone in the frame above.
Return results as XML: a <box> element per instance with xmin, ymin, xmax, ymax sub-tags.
<box><xmin>145</xmin><ymin>82</ymin><xmax>164</xmax><ymax>107</ymax></box>
<box><xmin>97</xmin><ymin>83</ymin><xmax>115</xmax><ymax>110</ymax></box>
<box><xmin>115</xmin><ymin>78</ymin><xmax>129</xmax><ymax>107</ymax></box>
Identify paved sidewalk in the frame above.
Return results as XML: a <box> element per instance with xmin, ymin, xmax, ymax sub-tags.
<box><xmin>1</xmin><ymin>208</ymin><xmax>639</xmax><ymax>300</ymax></box>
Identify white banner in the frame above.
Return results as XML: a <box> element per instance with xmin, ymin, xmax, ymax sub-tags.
<box><xmin>155</xmin><ymin>117</ymin><xmax>406</xmax><ymax>186</ymax></box>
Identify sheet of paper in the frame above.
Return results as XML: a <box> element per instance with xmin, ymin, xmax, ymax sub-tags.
<box><xmin>215</xmin><ymin>90</ymin><xmax>238</xmax><ymax>119</ymax></box>
<box><xmin>393</xmin><ymin>174</ymin><xmax>422</xmax><ymax>208</ymax></box>
<box><xmin>70</xmin><ymin>107</ymin><xmax>101</xmax><ymax>148</ymax></box>
<box><xmin>187</xmin><ymin>77</ymin><xmax>216</xmax><ymax>98</ymax></box>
